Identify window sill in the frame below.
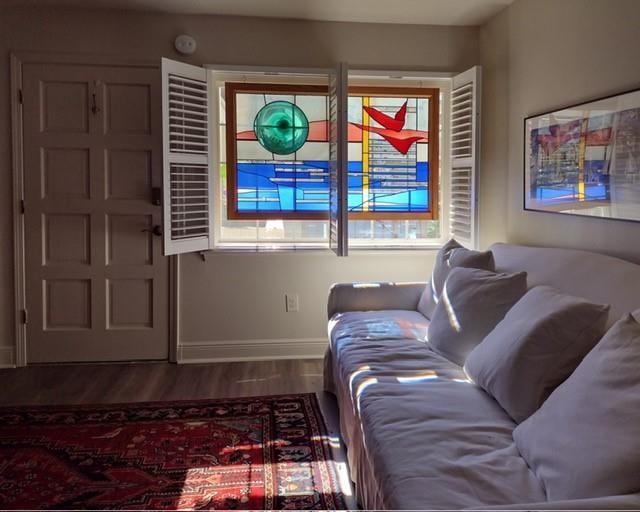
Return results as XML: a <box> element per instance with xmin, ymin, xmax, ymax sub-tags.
<box><xmin>210</xmin><ymin>243</ymin><xmax>329</xmax><ymax>253</ymax></box>
<box><xmin>209</xmin><ymin>242</ymin><xmax>444</xmax><ymax>254</ymax></box>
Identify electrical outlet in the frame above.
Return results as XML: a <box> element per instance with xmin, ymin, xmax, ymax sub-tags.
<box><xmin>285</xmin><ymin>293</ymin><xmax>299</xmax><ymax>313</ymax></box>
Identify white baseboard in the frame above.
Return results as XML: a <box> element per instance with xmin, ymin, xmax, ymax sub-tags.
<box><xmin>178</xmin><ymin>337</ymin><xmax>328</xmax><ymax>364</ymax></box>
<box><xmin>0</xmin><ymin>347</ymin><xmax>16</xmax><ymax>368</ymax></box>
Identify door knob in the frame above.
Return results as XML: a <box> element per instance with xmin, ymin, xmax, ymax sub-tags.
<box><xmin>142</xmin><ymin>225</ymin><xmax>163</xmax><ymax>237</ymax></box>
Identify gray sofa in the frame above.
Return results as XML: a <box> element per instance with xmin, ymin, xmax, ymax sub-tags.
<box><xmin>324</xmin><ymin>243</ymin><xmax>640</xmax><ymax>510</ymax></box>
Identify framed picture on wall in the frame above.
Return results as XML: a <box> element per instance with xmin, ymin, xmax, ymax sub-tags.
<box><xmin>524</xmin><ymin>88</ymin><xmax>640</xmax><ymax>222</ymax></box>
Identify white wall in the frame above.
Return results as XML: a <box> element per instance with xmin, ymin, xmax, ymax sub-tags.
<box><xmin>502</xmin><ymin>0</ymin><xmax>640</xmax><ymax>262</ymax></box>
<box><xmin>478</xmin><ymin>7</ymin><xmax>509</xmax><ymax>249</ymax></box>
<box><xmin>0</xmin><ymin>6</ymin><xmax>482</xmax><ymax>362</ymax></box>
<box><xmin>178</xmin><ymin>251</ymin><xmax>435</xmax><ymax>360</ymax></box>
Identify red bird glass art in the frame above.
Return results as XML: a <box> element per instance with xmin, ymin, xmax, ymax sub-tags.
<box><xmin>352</xmin><ymin>100</ymin><xmax>427</xmax><ymax>155</ymax></box>
<box><xmin>363</xmin><ymin>101</ymin><xmax>408</xmax><ymax>132</ymax></box>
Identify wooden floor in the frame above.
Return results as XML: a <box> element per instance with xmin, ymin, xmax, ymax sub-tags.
<box><xmin>0</xmin><ymin>358</ymin><xmax>325</xmax><ymax>406</ymax></box>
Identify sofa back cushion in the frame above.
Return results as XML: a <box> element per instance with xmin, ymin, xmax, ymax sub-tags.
<box><xmin>513</xmin><ymin>313</ymin><xmax>640</xmax><ymax>500</ymax></box>
<box><xmin>427</xmin><ymin>267</ymin><xmax>527</xmax><ymax>366</ymax></box>
<box><xmin>418</xmin><ymin>239</ymin><xmax>495</xmax><ymax>320</ymax></box>
<box><xmin>464</xmin><ymin>286</ymin><xmax>609</xmax><ymax>423</ymax></box>
<box><xmin>491</xmin><ymin>243</ymin><xmax>640</xmax><ymax>328</ymax></box>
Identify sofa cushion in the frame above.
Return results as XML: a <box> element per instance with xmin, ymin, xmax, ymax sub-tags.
<box><xmin>327</xmin><ymin>308</ymin><xmax>545</xmax><ymax>509</ymax></box>
<box><xmin>328</xmin><ymin>309</ymin><xmax>462</xmax><ymax>493</ymax></box>
<box><xmin>513</xmin><ymin>313</ymin><xmax>640</xmax><ymax>501</ymax></box>
<box><xmin>465</xmin><ymin>286</ymin><xmax>609</xmax><ymax>423</ymax></box>
<box><xmin>330</xmin><ymin>309</ymin><xmax>429</xmax><ymax>345</ymax></box>
<box><xmin>329</xmin><ymin>310</ymin><xmax>464</xmax><ymax>382</ymax></box>
<box><xmin>427</xmin><ymin>267</ymin><xmax>528</xmax><ymax>366</ymax></box>
<box><xmin>354</xmin><ymin>376</ymin><xmax>546</xmax><ymax>509</ymax></box>
<box><xmin>417</xmin><ymin>239</ymin><xmax>495</xmax><ymax>320</ymax></box>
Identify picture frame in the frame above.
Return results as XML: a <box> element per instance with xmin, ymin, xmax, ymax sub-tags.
<box><xmin>524</xmin><ymin>88</ymin><xmax>640</xmax><ymax>223</ymax></box>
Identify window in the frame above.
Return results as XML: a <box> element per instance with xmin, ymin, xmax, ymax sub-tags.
<box><xmin>161</xmin><ymin>59</ymin><xmax>481</xmax><ymax>255</ymax></box>
<box><xmin>225</xmin><ymin>83</ymin><xmax>330</xmax><ymax>220</ymax></box>
<box><xmin>224</xmin><ymin>83</ymin><xmax>439</xmax><ymax>222</ymax></box>
<box><xmin>347</xmin><ymin>87</ymin><xmax>439</xmax><ymax>220</ymax></box>
<box><xmin>218</xmin><ymin>78</ymin><xmax>443</xmax><ymax>248</ymax></box>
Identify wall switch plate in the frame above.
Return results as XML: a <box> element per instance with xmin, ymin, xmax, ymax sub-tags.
<box><xmin>285</xmin><ymin>293</ymin><xmax>299</xmax><ymax>313</ymax></box>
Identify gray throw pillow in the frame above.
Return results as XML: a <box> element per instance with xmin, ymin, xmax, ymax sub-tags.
<box><xmin>464</xmin><ymin>286</ymin><xmax>610</xmax><ymax>423</ymax></box>
<box><xmin>513</xmin><ymin>313</ymin><xmax>640</xmax><ymax>500</ymax></box>
<box><xmin>417</xmin><ymin>239</ymin><xmax>495</xmax><ymax>320</ymax></box>
<box><xmin>427</xmin><ymin>267</ymin><xmax>527</xmax><ymax>366</ymax></box>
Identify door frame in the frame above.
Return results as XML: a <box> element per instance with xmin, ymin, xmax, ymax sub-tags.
<box><xmin>10</xmin><ymin>52</ymin><xmax>179</xmax><ymax>367</ymax></box>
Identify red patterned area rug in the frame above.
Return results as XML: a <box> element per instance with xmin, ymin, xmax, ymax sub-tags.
<box><xmin>0</xmin><ymin>393</ymin><xmax>347</xmax><ymax>510</ymax></box>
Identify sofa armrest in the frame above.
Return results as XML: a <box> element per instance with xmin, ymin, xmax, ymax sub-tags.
<box><xmin>467</xmin><ymin>493</ymin><xmax>640</xmax><ymax>510</ymax></box>
<box><xmin>327</xmin><ymin>281</ymin><xmax>426</xmax><ymax>319</ymax></box>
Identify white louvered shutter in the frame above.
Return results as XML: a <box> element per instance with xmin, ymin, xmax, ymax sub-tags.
<box><xmin>161</xmin><ymin>58</ymin><xmax>214</xmax><ymax>255</ymax></box>
<box><xmin>449</xmin><ymin>66</ymin><xmax>481</xmax><ymax>249</ymax></box>
<box><xmin>329</xmin><ymin>62</ymin><xmax>349</xmax><ymax>256</ymax></box>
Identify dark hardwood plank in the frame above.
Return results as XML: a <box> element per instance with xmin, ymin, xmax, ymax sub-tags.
<box><xmin>0</xmin><ymin>359</ymin><xmax>325</xmax><ymax>406</ymax></box>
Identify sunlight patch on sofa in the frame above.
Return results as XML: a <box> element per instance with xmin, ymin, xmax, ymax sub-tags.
<box><xmin>396</xmin><ymin>370</ymin><xmax>438</xmax><ymax>383</ymax></box>
<box><xmin>431</xmin><ymin>279</ymin><xmax>438</xmax><ymax>304</ymax></box>
<box><xmin>441</xmin><ymin>282</ymin><xmax>461</xmax><ymax>332</ymax></box>
<box><xmin>355</xmin><ymin>377</ymin><xmax>379</xmax><ymax>415</ymax></box>
<box><xmin>348</xmin><ymin>365</ymin><xmax>371</xmax><ymax>403</ymax></box>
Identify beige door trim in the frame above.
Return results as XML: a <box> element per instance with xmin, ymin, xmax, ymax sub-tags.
<box><xmin>10</xmin><ymin>52</ymin><xmax>179</xmax><ymax>367</ymax></box>
<box><xmin>10</xmin><ymin>54</ymin><xmax>26</xmax><ymax>367</ymax></box>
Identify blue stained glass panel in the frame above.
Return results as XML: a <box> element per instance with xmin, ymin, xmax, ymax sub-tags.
<box><xmin>232</xmin><ymin>90</ymin><xmax>433</xmax><ymax>215</ymax></box>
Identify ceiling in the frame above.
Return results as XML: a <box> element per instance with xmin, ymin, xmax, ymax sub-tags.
<box><xmin>4</xmin><ymin>0</ymin><xmax>514</xmax><ymax>26</ymax></box>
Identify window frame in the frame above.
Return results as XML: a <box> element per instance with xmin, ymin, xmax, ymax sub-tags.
<box><xmin>348</xmin><ymin>85</ymin><xmax>440</xmax><ymax>221</ymax></box>
<box><xmin>224</xmin><ymin>81</ymin><xmax>440</xmax><ymax>222</ymax></box>
<box><xmin>224</xmin><ymin>81</ymin><xmax>330</xmax><ymax>221</ymax></box>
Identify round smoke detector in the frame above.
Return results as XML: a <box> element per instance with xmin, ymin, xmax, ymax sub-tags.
<box><xmin>174</xmin><ymin>35</ymin><xmax>197</xmax><ymax>55</ymax></box>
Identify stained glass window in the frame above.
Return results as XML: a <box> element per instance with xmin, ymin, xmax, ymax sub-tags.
<box><xmin>225</xmin><ymin>83</ymin><xmax>439</xmax><ymax>220</ymax></box>
<box><xmin>347</xmin><ymin>87</ymin><xmax>438</xmax><ymax>219</ymax></box>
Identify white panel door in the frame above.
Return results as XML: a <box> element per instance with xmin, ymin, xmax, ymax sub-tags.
<box><xmin>22</xmin><ymin>63</ymin><xmax>169</xmax><ymax>363</ymax></box>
